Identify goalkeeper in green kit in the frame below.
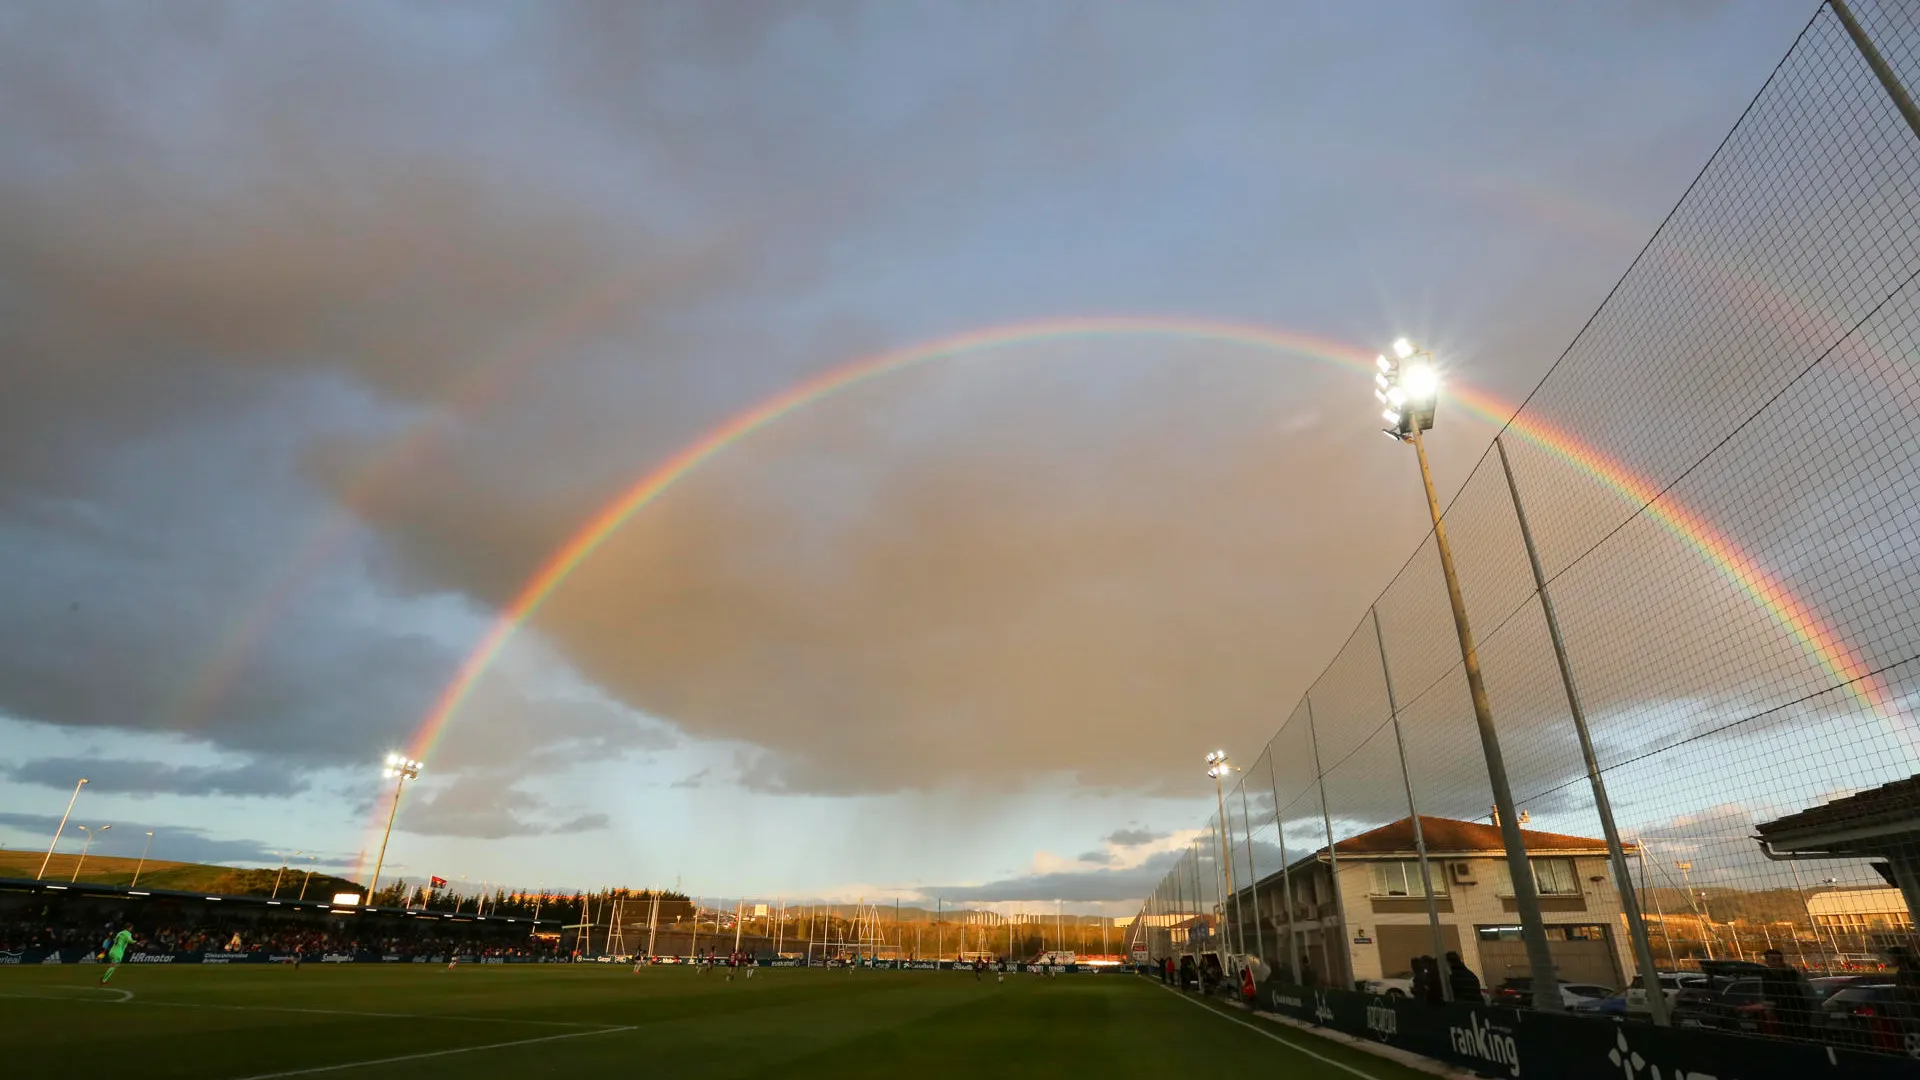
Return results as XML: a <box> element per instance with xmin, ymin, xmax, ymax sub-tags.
<box><xmin>99</xmin><ymin>922</ymin><xmax>134</xmax><ymax>985</ymax></box>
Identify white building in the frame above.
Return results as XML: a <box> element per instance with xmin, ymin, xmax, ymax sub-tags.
<box><xmin>1805</xmin><ymin>887</ymin><xmax>1912</xmax><ymax>935</ymax></box>
<box><xmin>1231</xmin><ymin>815</ymin><xmax>1635</xmax><ymax>989</ymax></box>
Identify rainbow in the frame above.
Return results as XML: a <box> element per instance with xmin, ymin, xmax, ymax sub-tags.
<box><xmin>397</xmin><ymin>315</ymin><xmax>1908</xmax><ymax>782</ymax></box>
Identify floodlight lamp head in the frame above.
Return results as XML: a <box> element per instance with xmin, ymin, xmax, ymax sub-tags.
<box><xmin>1401</xmin><ymin>363</ymin><xmax>1439</xmax><ymax>401</ymax></box>
<box><xmin>1392</xmin><ymin>337</ymin><xmax>1414</xmax><ymax>360</ymax></box>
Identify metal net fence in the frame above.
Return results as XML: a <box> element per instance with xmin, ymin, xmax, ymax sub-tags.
<box><xmin>1143</xmin><ymin>0</ymin><xmax>1920</xmax><ymax>1024</ymax></box>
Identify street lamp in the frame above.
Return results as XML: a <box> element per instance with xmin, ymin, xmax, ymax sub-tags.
<box><xmin>71</xmin><ymin>824</ymin><xmax>110</xmax><ymax>882</ymax></box>
<box><xmin>1374</xmin><ymin>339</ymin><xmax>1560</xmax><ymax>1011</ymax></box>
<box><xmin>1204</xmin><ymin>751</ymin><xmax>1243</xmax><ymax>959</ymax></box>
<box><xmin>36</xmin><ymin>778</ymin><xmax>88</xmax><ymax>881</ymax></box>
<box><xmin>367</xmin><ymin>754</ymin><xmax>422</xmax><ymax>904</ymax></box>
<box><xmin>131</xmin><ymin>830</ymin><xmax>155</xmax><ymax>888</ymax></box>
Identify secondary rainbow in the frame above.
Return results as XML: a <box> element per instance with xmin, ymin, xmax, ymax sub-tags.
<box><xmin>400</xmin><ymin>315</ymin><xmax>1907</xmax><ymax>773</ymax></box>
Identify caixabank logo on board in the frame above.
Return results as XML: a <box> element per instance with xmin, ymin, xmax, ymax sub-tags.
<box><xmin>1364</xmin><ymin>996</ymin><xmax>1398</xmax><ymax>1041</ymax></box>
<box><xmin>1448</xmin><ymin>1012</ymin><xmax>1521</xmax><ymax>1077</ymax></box>
<box><xmin>1606</xmin><ymin>1029</ymin><xmax>1722</xmax><ymax>1080</ymax></box>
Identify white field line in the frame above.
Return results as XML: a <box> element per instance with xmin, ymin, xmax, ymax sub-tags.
<box><xmin>224</xmin><ymin>1025</ymin><xmax>637</xmax><ymax>1080</ymax></box>
<box><xmin>1154</xmin><ymin>982</ymin><xmax>1388</xmax><ymax>1080</ymax></box>
<box><xmin>0</xmin><ymin>987</ymin><xmax>134</xmax><ymax>1003</ymax></box>
<box><xmin>0</xmin><ymin>989</ymin><xmax>606</xmax><ymax>1028</ymax></box>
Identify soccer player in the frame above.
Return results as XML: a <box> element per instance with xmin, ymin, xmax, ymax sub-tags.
<box><xmin>98</xmin><ymin>922</ymin><xmax>133</xmax><ymax>985</ymax></box>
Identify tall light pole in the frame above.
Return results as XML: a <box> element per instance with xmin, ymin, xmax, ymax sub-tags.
<box><xmin>1375</xmin><ymin>338</ymin><xmax>1559</xmax><ymax>1011</ymax></box>
<box><xmin>367</xmin><ymin>754</ymin><xmax>422</xmax><ymax>904</ymax></box>
<box><xmin>1675</xmin><ymin>861</ymin><xmax>1714</xmax><ymax>961</ymax></box>
<box><xmin>36</xmin><ymin>778</ymin><xmax>88</xmax><ymax>881</ymax></box>
<box><xmin>71</xmin><ymin>824</ymin><xmax>110</xmax><ymax>881</ymax></box>
<box><xmin>272</xmin><ymin>851</ymin><xmax>289</xmax><ymax>899</ymax></box>
<box><xmin>131</xmin><ymin>830</ymin><xmax>155</xmax><ymax>888</ymax></box>
<box><xmin>298</xmin><ymin>853</ymin><xmax>317</xmax><ymax>901</ymax></box>
<box><xmin>1205</xmin><ymin>751</ymin><xmax>1242</xmax><ymax>959</ymax></box>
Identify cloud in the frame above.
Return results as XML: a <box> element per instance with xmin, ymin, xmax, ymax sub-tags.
<box><xmin>397</xmin><ymin>772</ymin><xmax>614</xmax><ymax>840</ymax></box>
<box><xmin>2</xmin><ymin>757</ymin><xmax>310</xmax><ymax>799</ymax></box>
<box><xmin>0</xmin><ymin>811</ymin><xmax>286</xmax><ymax>867</ymax></box>
<box><xmin>552</xmin><ymin>813</ymin><xmax>611</xmax><ymax>835</ymax></box>
<box><xmin>1105</xmin><ymin>828</ymin><xmax>1166</xmax><ymax>848</ymax></box>
<box><xmin>926</xmin><ymin>848</ymin><xmax>1187</xmax><ymax>904</ymax></box>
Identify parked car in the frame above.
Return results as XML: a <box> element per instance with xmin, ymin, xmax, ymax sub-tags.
<box><xmin>1809</xmin><ymin>975</ymin><xmax>1879</xmax><ymax>1002</ymax></box>
<box><xmin>1821</xmin><ymin>984</ymin><xmax>1911</xmax><ymax>1053</ymax></box>
<box><xmin>1671</xmin><ymin>978</ymin><xmax>1773</xmax><ymax>1033</ymax></box>
<box><xmin>1489</xmin><ymin>977</ymin><xmax>1617</xmax><ymax>1009</ymax></box>
<box><xmin>1570</xmin><ymin>992</ymin><xmax>1629</xmax><ymax>1017</ymax></box>
<box><xmin>1625</xmin><ymin>971</ymin><xmax>1707</xmax><ymax>1017</ymax></box>
<box><xmin>1363</xmin><ymin>975</ymin><xmax>1415</xmax><ymax>998</ymax></box>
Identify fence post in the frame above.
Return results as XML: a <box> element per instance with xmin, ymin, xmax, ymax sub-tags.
<box><xmin>1269</xmin><ymin>749</ymin><xmax>1302</xmax><ymax>985</ymax></box>
<box><xmin>1829</xmin><ymin>0</ymin><xmax>1920</xmax><ymax>144</ymax></box>
<box><xmin>1306</xmin><ymin>695</ymin><xmax>1349</xmax><ymax>989</ymax></box>
<box><xmin>1372</xmin><ymin>605</ymin><xmax>1453</xmax><ymax>1001</ymax></box>
<box><xmin>1238</xmin><ymin>778</ymin><xmax>1266</xmax><ymax>967</ymax></box>
<box><xmin>1495</xmin><ymin>436</ymin><xmax>1670</xmax><ymax>1024</ymax></box>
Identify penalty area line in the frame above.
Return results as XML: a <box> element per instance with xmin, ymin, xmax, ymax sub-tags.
<box><xmin>1154</xmin><ymin>982</ymin><xmax>1387</xmax><ymax>1080</ymax></box>
<box><xmin>225</xmin><ymin>1025</ymin><xmax>637</xmax><ymax>1080</ymax></box>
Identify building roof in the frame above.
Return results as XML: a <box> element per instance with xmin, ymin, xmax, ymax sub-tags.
<box><xmin>1754</xmin><ymin>774</ymin><xmax>1920</xmax><ymax>847</ymax></box>
<box><xmin>1806</xmin><ymin>887</ymin><xmax>1910</xmax><ymax>917</ymax></box>
<box><xmin>1329</xmin><ymin>815</ymin><xmax>1619</xmax><ymax>857</ymax></box>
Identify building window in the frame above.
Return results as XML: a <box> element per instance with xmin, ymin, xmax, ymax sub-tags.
<box><xmin>1531</xmin><ymin>858</ymin><xmax>1581</xmax><ymax>896</ymax></box>
<box><xmin>1370</xmin><ymin>861</ymin><xmax>1448</xmax><ymax>897</ymax></box>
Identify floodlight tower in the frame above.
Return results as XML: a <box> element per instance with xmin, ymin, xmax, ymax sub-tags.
<box><xmin>1205</xmin><ymin>751</ymin><xmax>1242</xmax><ymax>958</ymax></box>
<box><xmin>36</xmin><ymin>777</ymin><xmax>88</xmax><ymax>881</ymax></box>
<box><xmin>71</xmin><ymin>824</ymin><xmax>110</xmax><ymax>881</ymax></box>
<box><xmin>1374</xmin><ymin>338</ymin><xmax>1558</xmax><ymax>1011</ymax></box>
<box><xmin>367</xmin><ymin>754</ymin><xmax>422</xmax><ymax>903</ymax></box>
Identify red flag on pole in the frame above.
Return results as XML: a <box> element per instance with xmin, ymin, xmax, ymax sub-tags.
<box><xmin>430</xmin><ymin>876</ymin><xmax>448</xmax><ymax>888</ymax></box>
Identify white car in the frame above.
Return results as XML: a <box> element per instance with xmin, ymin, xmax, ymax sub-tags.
<box><xmin>1624</xmin><ymin>972</ymin><xmax>1705</xmax><ymax>1015</ymax></box>
<box><xmin>1363</xmin><ymin>976</ymin><xmax>1415</xmax><ymax>998</ymax></box>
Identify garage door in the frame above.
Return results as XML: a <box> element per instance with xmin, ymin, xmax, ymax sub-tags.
<box><xmin>1374</xmin><ymin>924</ymin><xmax>1463</xmax><ymax>981</ymax></box>
<box><xmin>1476</xmin><ymin>930</ymin><xmax>1622</xmax><ymax>988</ymax></box>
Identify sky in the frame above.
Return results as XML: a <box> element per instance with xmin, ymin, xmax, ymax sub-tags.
<box><xmin>0</xmin><ymin>0</ymin><xmax>1835</xmax><ymax>914</ymax></box>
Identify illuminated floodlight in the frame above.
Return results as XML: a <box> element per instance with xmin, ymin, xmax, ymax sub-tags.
<box><xmin>1402</xmin><ymin>363</ymin><xmax>1439</xmax><ymax>401</ymax></box>
<box><xmin>333</xmin><ymin>892</ymin><xmax>364</xmax><ymax>906</ymax></box>
<box><xmin>1371</xmin><ymin>338</ymin><xmax>1438</xmax><ymax>438</ymax></box>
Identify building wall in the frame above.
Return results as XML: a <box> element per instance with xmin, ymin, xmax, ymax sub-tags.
<box><xmin>1333</xmin><ymin>853</ymin><xmax>1632</xmax><ymax>987</ymax></box>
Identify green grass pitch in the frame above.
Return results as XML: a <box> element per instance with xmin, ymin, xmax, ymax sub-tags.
<box><xmin>0</xmin><ymin>965</ymin><xmax>1429</xmax><ymax>1078</ymax></box>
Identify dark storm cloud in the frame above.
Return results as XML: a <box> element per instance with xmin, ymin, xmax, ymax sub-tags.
<box><xmin>929</xmin><ymin>849</ymin><xmax>1187</xmax><ymax>904</ymax></box>
<box><xmin>0</xmin><ymin>811</ymin><xmax>282</xmax><ymax>867</ymax></box>
<box><xmin>0</xmin><ymin>0</ymin><xmax>1822</xmax><ymax>823</ymax></box>
<box><xmin>3</xmin><ymin>758</ymin><xmax>310</xmax><ymax>799</ymax></box>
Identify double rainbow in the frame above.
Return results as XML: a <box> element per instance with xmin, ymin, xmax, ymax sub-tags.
<box><xmin>397</xmin><ymin>315</ymin><xmax>1902</xmax><ymax>775</ymax></box>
